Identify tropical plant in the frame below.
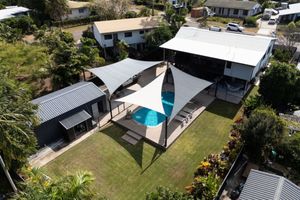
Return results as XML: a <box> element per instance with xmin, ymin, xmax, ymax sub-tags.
<box><xmin>13</xmin><ymin>168</ymin><xmax>99</xmax><ymax>199</ymax></box>
<box><xmin>238</xmin><ymin>107</ymin><xmax>285</xmax><ymax>163</ymax></box>
<box><xmin>186</xmin><ymin>173</ymin><xmax>220</xmax><ymax>200</ymax></box>
<box><xmin>146</xmin><ymin>186</ymin><xmax>193</xmax><ymax>200</ymax></box>
<box><xmin>0</xmin><ymin>76</ymin><xmax>38</xmax><ymax>170</ymax></box>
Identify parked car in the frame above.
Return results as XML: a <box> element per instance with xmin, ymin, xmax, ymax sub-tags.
<box><xmin>226</xmin><ymin>23</ymin><xmax>244</xmax><ymax>32</ymax></box>
<box><xmin>209</xmin><ymin>26</ymin><xmax>222</xmax><ymax>32</ymax></box>
<box><xmin>268</xmin><ymin>18</ymin><xmax>277</xmax><ymax>25</ymax></box>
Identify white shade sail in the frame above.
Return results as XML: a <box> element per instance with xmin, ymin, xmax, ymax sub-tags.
<box><xmin>88</xmin><ymin>58</ymin><xmax>163</xmax><ymax>96</ymax></box>
<box><xmin>115</xmin><ymin>72</ymin><xmax>166</xmax><ymax>115</ymax></box>
<box><xmin>168</xmin><ymin>65</ymin><xmax>212</xmax><ymax>123</ymax></box>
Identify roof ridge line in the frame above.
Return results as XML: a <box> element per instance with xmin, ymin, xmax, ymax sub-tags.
<box><xmin>38</xmin><ymin>82</ymin><xmax>92</xmax><ymax>104</ymax></box>
<box><xmin>274</xmin><ymin>177</ymin><xmax>285</xmax><ymax>200</ymax></box>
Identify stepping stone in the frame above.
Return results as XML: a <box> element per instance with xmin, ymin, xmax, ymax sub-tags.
<box><xmin>121</xmin><ymin>134</ymin><xmax>138</xmax><ymax>145</ymax></box>
<box><xmin>126</xmin><ymin>130</ymin><xmax>142</xmax><ymax>140</ymax></box>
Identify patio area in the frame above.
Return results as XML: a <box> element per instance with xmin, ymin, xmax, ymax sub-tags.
<box><xmin>112</xmin><ymin>92</ymin><xmax>215</xmax><ymax>148</ymax></box>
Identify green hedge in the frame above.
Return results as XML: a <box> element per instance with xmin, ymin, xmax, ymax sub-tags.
<box><xmin>52</xmin><ymin>15</ymin><xmax>103</xmax><ymax>27</ymax></box>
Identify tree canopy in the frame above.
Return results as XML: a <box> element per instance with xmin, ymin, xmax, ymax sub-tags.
<box><xmin>45</xmin><ymin>0</ymin><xmax>68</xmax><ymax>21</ymax></box>
<box><xmin>0</xmin><ymin>42</ymin><xmax>50</xmax><ymax>96</ymax></box>
<box><xmin>259</xmin><ymin>61</ymin><xmax>300</xmax><ymax>110</ymax></box>
<box><xmin>145</xmin><ymin>24</ymin><xmax>173</xmax><ymax>49</ymax></box>
<box><xmin>239</xmin><ymin>107</ymin><xmax>285</xmax><ymax>162</ymax></box>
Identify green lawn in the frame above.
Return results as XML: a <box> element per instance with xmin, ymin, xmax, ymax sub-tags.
<box><xmin>43</xmin><ymin>100</ymin><xmax>241</xmax><ymax>200</ymax></box>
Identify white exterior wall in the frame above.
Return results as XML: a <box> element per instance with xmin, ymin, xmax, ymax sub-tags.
<box><xmin>251</xmin><ymin>40</ymin><xmax>275</xmax><ymax>79</ymax></box>
<box><xmin>94</xmin><ymin>28</ymin><xmax>151</xmax><ymax>48</ymax></box>
<box><xmin>62</xmin><ymin>7</ymin><xmax>90</xmax><ymax>21</ymax></box>
<box><xmin>210</xmin><ymin>4</ymin><xmax>261</xmax><ymax>18</ymax></box>
<box><xmin>224</xmin><ymin>39</ymin><xmax>274</xmax><ymax>81</ymax></box>
<box><xmin>224</xmin><ymin>62</ymin><xmax>253</xmax><ymax>81</ymax></box>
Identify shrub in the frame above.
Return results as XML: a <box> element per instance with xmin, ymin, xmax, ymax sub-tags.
<box><xmin>125</xmin><ymin>11</ymin><xmax>138</xmax><ymax>18</ymax></box>
<box><xmin>273</xmin><ymin>48</ymin><xmax>292</xmax><ymax>63</ymax></box>
<box><xmin>139</xmin><ymin>7</ymin><xmax>151</xmax><ymax>17</ymax></box>
<box><xmin>146</xmin><ymin>186</ymin><xmax>193</xmax><ymax>200</ymax></box>
<box><xmin>2</xmin><ymin>15</ymin><xmax>36</xmax><ymax>34</ymax></box>
<box><xmin>244</xmin><ymin>16</ymin><xmax>257</xmax><ymax>27</ymax></box>
<box><xmin>243</xmin><ymin>94</ymin><xmax>265</xmax><ymax>116</ymax></box>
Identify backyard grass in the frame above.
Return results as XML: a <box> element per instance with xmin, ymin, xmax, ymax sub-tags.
<box><xmin>43</xmin><ymin>99</ymin><xmax>241</xmax><ymax>200</ymax></box>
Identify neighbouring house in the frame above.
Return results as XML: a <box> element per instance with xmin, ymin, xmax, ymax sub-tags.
<box><xmin>204</xmin><ymin>0</ymin><xmax>261</xmax><ymax>18</ymax></box>
<box><xmin>0</xmin><ymin>6</ymin><xmax>30</xmax><ymax>21</ymax></box>
<box><xmin>62</xmin><ymin>0</ymin><xmax>91</xmax><ymax>21</ymax></box>
<box><xmin>93</xmin><ymin>17</ymin><xmax>160</xmax><ymax>50</ymax></box>
<box><xmin>160</xmin><ymin>27</ymin><xmax>275</xmax><ymax>103</ymax></box>
<box><xmin>32</xmin><ymin>82</ymin><xmax>107</xmax><ymax>147</ymax></box>
<box><xmin>239</xmin><ymin>169</ymin><xmax>300</xmax><ymax>199</ymax></box>
<box><xmin>278</xmin><ymin>3</ymin><xmax>300</xmax><ymax>23</ymax></box>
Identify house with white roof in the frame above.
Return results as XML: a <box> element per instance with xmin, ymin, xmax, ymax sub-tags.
<box><xmin>278</xmin><ymin>3</ymin><xmax>300</xmax><ymax>23</ymax></box>
<box><xmin>93</xmin><ymin>17</ymin><xmax>160</xmax><ymax>49</ymax></box>
<box><xmin>0</xmin><ymin>6</ymin><xmax>29</xmax><ymax>21</ymax></box>
<box><xmin>204</xmin><ymin>0</ymin><xmax>261</xmax><ymax>18</ymax></box>
<box><xmin>62</xmin><ymin>0</ymin><xmax>91</xmax><ymax>21</ymax></box>
<box><xmin>160</xmin><ymin>27</ymin><xmax>275</xmax><ymax>102</ymax></box>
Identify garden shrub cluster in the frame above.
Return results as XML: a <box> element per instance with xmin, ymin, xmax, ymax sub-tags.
<box><xmin>206</xmin><ymin>16</ymin><xmax>241</xmax><ymax>25</ymax></box>
<box><xmin>243</xmin><ymin>16</ymin><xmax>257</xmax><ymax>27</ymax></box>
<box><xmin>186</xmin><ymin>125</ymin><xmax>243</xmax><ymax>199</ymax></box>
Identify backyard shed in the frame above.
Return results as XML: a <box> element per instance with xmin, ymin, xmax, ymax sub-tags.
<box><xmin>32</xmin><ymin>82</ymin><xmax>106</xmax><ymax>147</ymax></box>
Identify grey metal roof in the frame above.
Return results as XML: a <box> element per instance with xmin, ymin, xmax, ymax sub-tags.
<box><xmin>88</xmin><ymin>58</ymin><xmax>163</xmax><ymax>96</ymax></box>
<box><xmin>59</xmin><ymin>110</ymin><xmax>91</xmax><ymax>130</ymax></box>
<box><xmin>204</xmin><ymin>0</ymin><xmax>259</xmax><ymax>10</ymax></box>
<box><xmin>239</xmin><ymin>169</ymin><xmax>300</xmax><ymax>200</ymax></box>
<box><xmin>32</xmin><ymin>82</ymin><xmax>105</xmax><ymax>124</ymax></box>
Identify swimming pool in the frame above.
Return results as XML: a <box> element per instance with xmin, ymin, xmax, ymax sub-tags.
<box><xmin>132</xmin><ymin>92</ymin><xmax>174</xmax><ymax>127</ymax></box>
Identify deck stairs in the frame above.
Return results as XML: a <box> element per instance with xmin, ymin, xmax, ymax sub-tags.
<box><xmin>121</xmin><ymin>130</ymin><xmax>142</xmax><ymax>145</ymax></box>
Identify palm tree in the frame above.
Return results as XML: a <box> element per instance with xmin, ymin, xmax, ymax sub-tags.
<box><xmin>0</xmin><ymin>77</ymin><xmax>38</xmax><ymax>193</ymax></box>
<box><xmin>0</xmin><ymin>155</ymin><xmax>17</xmax><ymax>192</ymax></box>
<box><xmin>12</xmin><ymin>169</ymin><xmax>96</xmax><ymax>199</ymax></box>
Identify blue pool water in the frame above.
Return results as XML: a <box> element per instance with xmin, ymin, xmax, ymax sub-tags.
<box><xmin>132</xmin><ymin>92</ymin><xmax>174</xmax><ymax>127</ymax></box>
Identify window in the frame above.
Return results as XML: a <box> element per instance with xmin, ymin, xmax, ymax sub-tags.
<box><xmin>104</xmin><ymin>34</ymin><xmax>112</xmax><ymax>40</ymax></box>
<box><xmin>243</xmin><ymin>10</ymin><xmax>248</xmax><ymax>16</ymax></box>
<box><xmin>78</xmin><ymin>8</ymin><xmax>85</xmax><ymax>13</ymax></box>
<box><xmin>226</xmin><ymin>62</ymin><xmax>232</xmax><ymax>69</ymax></box>
<box><xmin>233</xmin><ymin>9</ymin><xmax>239</xmax><ymax>15</ymax></box>
<box><xmin>68</xmin><ymin>9</ymin><xmax>72</xmax><ymax>14</ymax></box>
<box><xmin>139</xmin><ymin>30</ymin><xmax>144</xmax><ymax>34</ymax></box>
<box><xmin>124</xmin><ymin>32</ymin><xmax>132</xmax><ymax>37</ymax></box>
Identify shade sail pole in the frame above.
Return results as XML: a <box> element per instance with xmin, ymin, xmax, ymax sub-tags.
<box><xmin>108</xmin><ymin>99</ymin><xmax>113</xmax><ymax>120</ymax></box>
<box><xmin>164</xmin><ymin>116</ymin><xmax>168</xmax><ymax>147</ymax></box>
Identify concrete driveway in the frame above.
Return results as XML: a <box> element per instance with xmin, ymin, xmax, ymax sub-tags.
<box><xmin>257</xmin><ymin>17</ymin><xmax>278</xmax><ymax>36</ymax></box>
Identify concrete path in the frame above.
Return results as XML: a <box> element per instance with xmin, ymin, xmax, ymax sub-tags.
<box><xmin>256</xmin><ymin>17</ymin><xmax>278</xmax><ymax>36</ymax></box>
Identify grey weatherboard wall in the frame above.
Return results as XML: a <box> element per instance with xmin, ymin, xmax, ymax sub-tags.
<box><xmin>35</xmin><ymin>96</ymin><xmax>106</xmax><ymax>147</ymax></box>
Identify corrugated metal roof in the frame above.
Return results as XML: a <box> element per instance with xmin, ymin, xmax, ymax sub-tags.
<box><xmin>239</xmin><ymin>169</ymin><xmax>300</xmax><ymax>200</ymax></box>
<box><xmin>93</xmin><ymin>17</ymin><xmax>161</xmax><ymax>34</ymax></box>
<box><xmin>67</xmin><ymin>0</ymin><xmax>90</xmax><ymax>9</ymax></box>
<box><xmin>0</xmin><ymin>6</ymin><xmax>29</xmax><ymax>21</ymax></box>
<box><xmin>204</xmin><ymin>0</ymin><xmax>259</xmax><ymax>10</ymax></box>
<box><xmin>59</xmin><ymin>110</ymin><xmax>91</xmax><ymax>130</ymax></box>
<box><xmin>279</xmin><ymin>3</ymin><xmax>300</xmax><ymax>16</ymax></box>
<box><xmin>160</xmin><ymin>27</ymin><xmax>275</xmax><ymax>67</ymax></box>
<box><xmin>32</xmin><ymin>82</ymin><xmax>105</xmax><ymax>124</ymax></box>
